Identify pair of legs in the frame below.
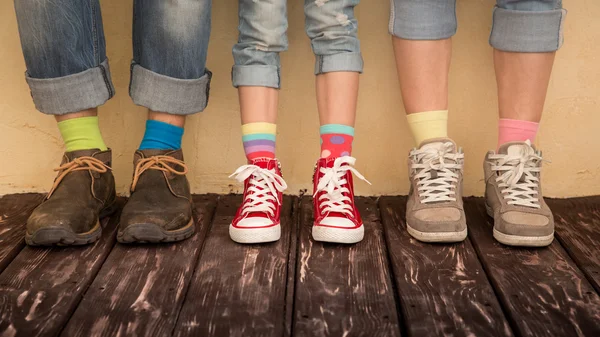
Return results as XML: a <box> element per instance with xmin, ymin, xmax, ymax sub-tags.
<box><xmin>391</xmin><ymin>0</ymin><xmax>566</xmax><ymax>246</ymax></box>
<box><xmin>229</xmin><ymin>0</ymin><xmax>368</xmax><ymax>244</ymax></box>
<box><xmin>14</xmin><ymin>0</ymin><xmax>212</xmax><ymax>245</ymax></box>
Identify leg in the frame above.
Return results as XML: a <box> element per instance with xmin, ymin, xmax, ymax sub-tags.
<box><xmin>389</xmin><ymin>0</ymin><xmax>467</xmax><ymax>243</ymax></box>
<box><xmin>119</xmin><ymin>0</ymin><xmax>213</xmax><ymax>244</ymax></box>
<box><xmin>484</xmin><ymin>0</ymin><xmax>566</xmax><ymax>247</ymax></box>
<box><xmin>14</xmin><ymin>0</ymin><xmax>115</xmax><ymax>246</ymax></box>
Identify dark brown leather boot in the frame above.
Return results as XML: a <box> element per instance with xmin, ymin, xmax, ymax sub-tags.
<box><xmin>117</xmin><ymin>149</ymin><xmax>195</xmax><ymax>243</ymax></box>
<box><xmin>26</xmin><ymin>149</ymin><xmax>117</xmax><ymax>246</ymax></box>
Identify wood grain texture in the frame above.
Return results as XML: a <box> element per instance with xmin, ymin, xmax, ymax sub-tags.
<box><xmin>173</xmin><ymin>195</ymin><xmax>296</xmax><ymax>337</ymax></box>
<box><xmin>284</xmin><ymin>198</ymin><xmax>300</xmax><ymax>337</ymax></box>
<box><xmin>547</xmin><ymin>197</ymin><xmax>600</xmax><ymax>293</ymax></box>
<box><xmin>0</xmin><ymin>194</ymin><xmax>44</xmax><ymax>273</ymax></box>
<box><xmin>379</xmin><ymin>196</ymin><xmax>513</xmax><ymax>337</ymax></box>
<box><xmin>0</xmin><ymin>197</ymin><xmax>124</xmax><ymax>337</ymax></box>
<box><xmin>464</xmin><ymin>197</ymin><xmax>600</xmax><ymax>337</ymax></box>
<box><xmin>60</xmin><ymin>195</ymin><xmax>218</xmax><ymax>337</ymax></box>
<box><xmin>293</xmin><ymin>197</ymin><xmax>401</xmax><ymax>337</ymax></box>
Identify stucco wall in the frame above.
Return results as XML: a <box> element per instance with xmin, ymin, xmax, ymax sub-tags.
<box><xmin>1</xmin><ymin>0</ymin><xmax>599</xmax><ymax>197</ymax></box>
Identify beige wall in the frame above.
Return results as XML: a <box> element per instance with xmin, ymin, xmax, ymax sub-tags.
<box><xmin>1</xmin><ymin>1</ymin><xmax>599</xmax><ymax>197</ymax></box>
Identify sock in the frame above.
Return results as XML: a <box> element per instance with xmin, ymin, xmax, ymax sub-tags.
<box><xmin>242</xmin><ymin>122</ymin><xmax>276</xmax><ymax>161</ymax></box>
<box><xmin>320</xmin><ymin>124</ymin><xmax>354</xmax><ymax>158</ymax></box>
<box><xmin>57</xmin><ymin>116</ymin><xmax>108</xmax><ymax>152</ymax></box>
<box><xmin>498</xmin><ymin>118</ymin><xmax>539</xmax><ymax>148</ymax></box>
<box><xmin>139</xmin><ymin>119</ymin><xmax>184</xmax><ymax>150</ymax></box>
<box><xmin>406</xmin><ymin>110</ymin><xmax>448</xmax><ymax>146</ymax></box>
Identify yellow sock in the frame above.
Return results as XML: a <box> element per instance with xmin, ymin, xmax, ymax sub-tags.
<box><xmin>57</xmin><ymin>116</ymin><xmax>108</xmax><ymax>152</ymax></box>
<box><xmin>406</xmin><ymin>110</ymin><xmax>448</xmax><ymax>146</ymax></box>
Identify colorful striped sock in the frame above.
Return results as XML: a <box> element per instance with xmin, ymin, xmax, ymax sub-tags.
<box><xmin>57</xmin><ymin>116</ymin><xmax>108</xmax><ymax>152</ymax></box>
<box><xmin>320</xmin><ymin>124</ymin><xmax>354</xmax><ymax>158</ymax></box>
<box><xmin>242</xmin><ymin>122</ymin><xmax>276</xmax><ymax>161</ymax></box>
<box><xmin>139</xmin><ymin>119</ymin><xmax>184</xmax><ymax>150</ymax></box>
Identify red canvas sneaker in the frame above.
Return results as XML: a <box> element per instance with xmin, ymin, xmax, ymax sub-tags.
<box><xmin>312</xmin><ymin>156</ymin><xmax>370</xmax><ymax>244</ymax></box>
<box><xmin>229</xmin><ymin>158</ymin><xmax>287</xmax><ymax>244</ymax></box>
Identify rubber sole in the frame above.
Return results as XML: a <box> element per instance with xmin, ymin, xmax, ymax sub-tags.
<box><xmin>312</xmin><ymin>225</ymin><xmax>364</xmax><ymax>244</ymax></box>
<box><xmin>25</xmin><ymin>200</ymin><xmax>119</xmax><ymax>247</ymax></box>
<box><xmin>406</xmin><ymin>224</ymin><xmax>467</xmax><ymax>243</ymax></box>
<box><xmin>117</xmin><ymin>218</ymin><xmax>195</xmax><ymax>244</ymax></box>
<box><xmin>485</xmin><ymin>203</ymin><xmax>554</xmax><ymax>247</ymax></box>
<box><xmin>229</xmin><ymin>224</ymin><xmax>281</xmax><ymax>244</ymax></box>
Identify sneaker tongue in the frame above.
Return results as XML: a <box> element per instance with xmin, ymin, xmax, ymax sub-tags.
<box><xmin>498</xmin><ymin>141</ymin><xmax>532</xmax><ymax>156</ymax></box>
<box><xmin>418</xmin><ymin>138</ymin><xmax>456</xmax><ymax>152</ymax></box>
<box><xmin>251</xmin><ymin>157</ymin><xmax>277</xmax><ymax>170</ymax></box>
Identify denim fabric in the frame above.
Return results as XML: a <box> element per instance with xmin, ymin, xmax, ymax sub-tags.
<box><xmin>14</xmin><ymin>0</ymin><xmax>212</xmax><ymax>115</ymax></box>
<box><xmin>232</xmin><ymin>0</ymin><xmax>363</xmax><ymax>89</ymax></box>
<box><xmin>389</xmin><ymin>0</ymin><xmax>567</xmax><ymax>53</ymax></box>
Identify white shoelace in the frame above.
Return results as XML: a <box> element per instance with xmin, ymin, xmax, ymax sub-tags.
<box><xmin>410</xmin><ymin>142</ymin><xmax>464</xmax><ymax>204</ymax></box>
<box><xmin>313</xmin><ymin>157</ymin><xmax>371</xmax><ymax>217</ymax></box>
<box><xmin>229</xmin><ymin>164</ymin><xmax>288</xmax><ymax>217</ymax></box>
<box><xmin>489</xmin><ymin>142</ymin><xmax>542</xmax><ymax>208</ymax></box>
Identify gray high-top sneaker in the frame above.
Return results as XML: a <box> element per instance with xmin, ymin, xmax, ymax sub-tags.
<box><xmin>484</xmin><ymin>140</ymin><xmax>554</xmax><ymax>247</ymax></box>
<box><xmin>406</xmin><ymin>138</ymin><xmax>467</xmax><ymax>243</ymax></box>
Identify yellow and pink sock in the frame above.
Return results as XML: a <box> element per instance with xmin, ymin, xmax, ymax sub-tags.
<box><xmin>498</xmin><ymin>118</ymin><xmax>539</xmax><ymax>148</ymax></box>
<box><xmin>320</xmin><ymin>124</ymin><xmax>354</xmax><ymax>158</ymax></box>
<box><xmin>242</xmin><ymin>122</ymin><xmax>276</xmax><ymax>161</ymax></box>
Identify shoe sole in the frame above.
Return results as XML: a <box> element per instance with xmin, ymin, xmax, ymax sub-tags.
<box><xmin>406</xmin><ymin>223</ymin><xmax>467</xmax><ymax>243</ymax></box>
<box><xmin>229</xmin><ymin>224</ymin><xmax>281</xmax><ymax>244</ymax></box>
<box><xmin>117</xmin><ymin>218</ymin><xmax>195</xmax><ymax>244</ymax></box>
<box><xmin>312</xmin><ymin>225</ymin><xmax>364</xmax><ymax>244</ymax></box>
<box><xmin>25</xmin><ymin>201</ymin><xmax>119</xmax><ymax>247</ymax></box>
<box><xmin>485</xmin><ymin>203</ymin><xmax>554</xmax><ymax>247</ymax></box>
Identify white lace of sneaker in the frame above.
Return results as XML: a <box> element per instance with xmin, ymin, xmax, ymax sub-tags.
<box><xmin>314</xmin><ymin>157</ymin><xmax>371</xmax><ymax>217</ymax></box>
<box><xmin>229</xmin><ymin>164</ymin><xmax>288</xmax><ymax>217</ymax></box>
<box><xmin>410</xmin><ymin>142</ymin><xmax>464</xmax><ymax>204</ymax></box>
<box><xmin>489</xmin><ymin>141</ymin><xmax>542</xmax><ymax>208</ymax></box>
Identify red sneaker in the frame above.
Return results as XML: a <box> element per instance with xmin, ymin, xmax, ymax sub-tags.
<box><xmin>229</xmin><ymin>158</ymin><xmax>287</xmax><ymax>244</ymax></box>
<box><xmin>312</xmin><ymin>156</ymin><xmax>370</xmax><ymax>244</ymax></box>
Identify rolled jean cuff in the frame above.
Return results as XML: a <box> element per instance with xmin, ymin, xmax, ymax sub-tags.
<box><xmin>129</xmin><ymin>62</ymin><xmax>212</xmax><ymax>115</ymax></box>
<box><xmin>490</xmin><ymin>7</ymin><xmax>567</xmax><ymax>53</ymax></box>
<box><xmin>314</xmin><ymin>52</ymin><xmax>363</xmax><ymax>75</ymax></box>
<box><xmin>232</xmin><ymin>65</ymin><xmax>281</xmax><ymax>89</ymax></box>
<box><xmin>25</xmin><ymin>59</ymin><xmax>114</xmax><ymax>115</ymax></box>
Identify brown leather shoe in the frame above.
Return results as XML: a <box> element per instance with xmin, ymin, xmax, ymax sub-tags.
<box><xmin>26</xmin><ymin>149</ymin><xmax>117</xmax><ymax>246</ymax></box>
<box><xmin>117</xmin><ymin>149</ymin><xmax>195</xmax><ymax>243</ymax></box>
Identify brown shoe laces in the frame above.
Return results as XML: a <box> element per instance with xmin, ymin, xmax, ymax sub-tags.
<box><xmin>131</xmin><ymin>155</ymin><xmax>188</xmax><ymax>192</ymax></box>
<box><xmin>47</xmin><ymin>156</ymin><xmax>111</xmax><ymax>199</ymax></box>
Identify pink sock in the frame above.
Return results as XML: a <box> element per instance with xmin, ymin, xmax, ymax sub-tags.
<box><xmin>498</xmin><ymin>118</ymin><xmax>539</xmax><ymax>148</ymax></box>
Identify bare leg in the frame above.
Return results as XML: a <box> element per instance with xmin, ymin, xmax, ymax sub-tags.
<box><xmin>494</xmin><ymin>50</ymin><xmax>555</xmax><ymax>123</ymax></box>
<box><xmin>316</xmin><ymin>72</ymin><xmax>359</xmax><ymax>126</ymax></box>
<box><xmin>55</xmin><ymin>108</ymin><xmax>98</xmax><ymax>122</ymax></box>
<box><xmin>392</xmin><ymin>38</ymin><xmax>452</xmax><ymax>115</ymax></box>
<box><xmin>239</xmin><ymin>87</ymin><xmax>278</xmax><ymax>124</ymax></box>
<box><xmin>147</xmin><ymin>110</ymin><xmax>186</xmax><ymax>127</ymax></box>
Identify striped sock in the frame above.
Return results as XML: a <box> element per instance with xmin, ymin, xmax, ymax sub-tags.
<box><xmin>320</xmin><ymin>124</ymin><xmax>354</xmax><ymax>158</ymax></box>
<box><xmin>57</xmin><ymin>116</ymin><xmax>108</xmax><ymax>152</ymax></box>
<box><xmin>242</xmin><ymin>122</ymin><xmax>276</xmax><ymax>161</ymax></box>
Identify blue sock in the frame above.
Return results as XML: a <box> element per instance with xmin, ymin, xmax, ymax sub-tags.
<box><xmin>139</xmin><ymin>120</ymin><xmax>184</xmax><ymax>150</ymax></box>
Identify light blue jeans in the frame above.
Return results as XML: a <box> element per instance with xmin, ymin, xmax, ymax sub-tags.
<box><xmin>389</xmin><ymin>0</ymin><xmax>567</xmax><ymax>52</ymax></box>
<box><xmin>232</xmin><ymin>0</ymin><xmax>363</xmax><ymax>89</ymax></box>
<box><xmin>13</xmin><ymin>0</ymin><xmax>212</xmax><ymax>115</ymax></box>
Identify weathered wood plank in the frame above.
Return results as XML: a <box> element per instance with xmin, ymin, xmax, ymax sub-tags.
<box><xmin>0</xmin><ymin>194</ymin><xmax>44</xmax><ymax>273</ymax></box>
<box><xmin>284</xmin><ymin>197</ymin><xmax>300</xmax><ymax>337</ymax></box>
<box><xmin>60</xmin><ymin>195</ymin><xmax>218</xmax><ymax>337</ymax></box>
<box><xmin>379</xmin><ymin>196</ymin><xmax>513</xmax><ymax>337</ymax></box>
<box><xmin>547</xmin><ymin>197</ymin><xmax>600</xmax><ymax>293</ymax></box>
<box><xmin>0</xmin><ymin>197</ymin><xmax>124</xmax><ymax>337</ymax></box>
<box><xmin>173</xmin><ymin>195</ymin><xmax>296</xmax><ymax>337</ymax></box>
<box><xmin>464</xmin><ymin>197</ymin><xmax>600</xmax><ymax>337</ymax></box>
<box><xmin>293</xmin><ymin>197</ymin><xmax>401</xmax><ymax>337</ymax></box>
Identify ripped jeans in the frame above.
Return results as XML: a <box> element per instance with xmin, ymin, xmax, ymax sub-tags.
<box><xmin>13</xmin><ymin>0</ymin><xmax>212</xmax><ymax>115</ymax></box>
<box><xmin>232</xmin><ymin>0</ymin><xmax>363</xmax><ymax>89</ymax></box>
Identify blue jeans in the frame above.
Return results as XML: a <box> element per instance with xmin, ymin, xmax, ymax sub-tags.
<box><xmin>14</xmin><ymin>0</ymin><xmax>212</xmax><ymax>115</ymax></box>
<box><xmin>232</xmin><ymin>0</ymin><xmax>363</xmax><ymax>89</ymax></box>
<box><xmin>389</xmin><ymin>0</ymin><xmax>567</xmax><ymax>53</ymax></box>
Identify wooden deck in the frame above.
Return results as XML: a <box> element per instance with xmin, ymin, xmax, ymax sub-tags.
<box><xmin>1</xmin><ymin>194</ymin><xmax>600</xmax><ymax>337</ymax></box>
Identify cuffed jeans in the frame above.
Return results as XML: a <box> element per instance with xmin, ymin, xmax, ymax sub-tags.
<box><xmin>14</xmin><ymin>0</ymin><xmax>212</xmax><ymax>115</ymax></box>
<box><xmin>232</xmin><ymin>0</ymin><xmax>363</xmax><ymax>89</ymax></box>
<box><xmin>389</xmin><ymin>0</ymin><xmax>567</xmax><ymax>53</ymax></box>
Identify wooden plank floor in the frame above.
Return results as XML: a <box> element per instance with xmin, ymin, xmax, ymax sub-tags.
<box><xmin>1</xmin><ymin>194</ymin><xmax>600</xmax><ymax>337</ymax></box>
